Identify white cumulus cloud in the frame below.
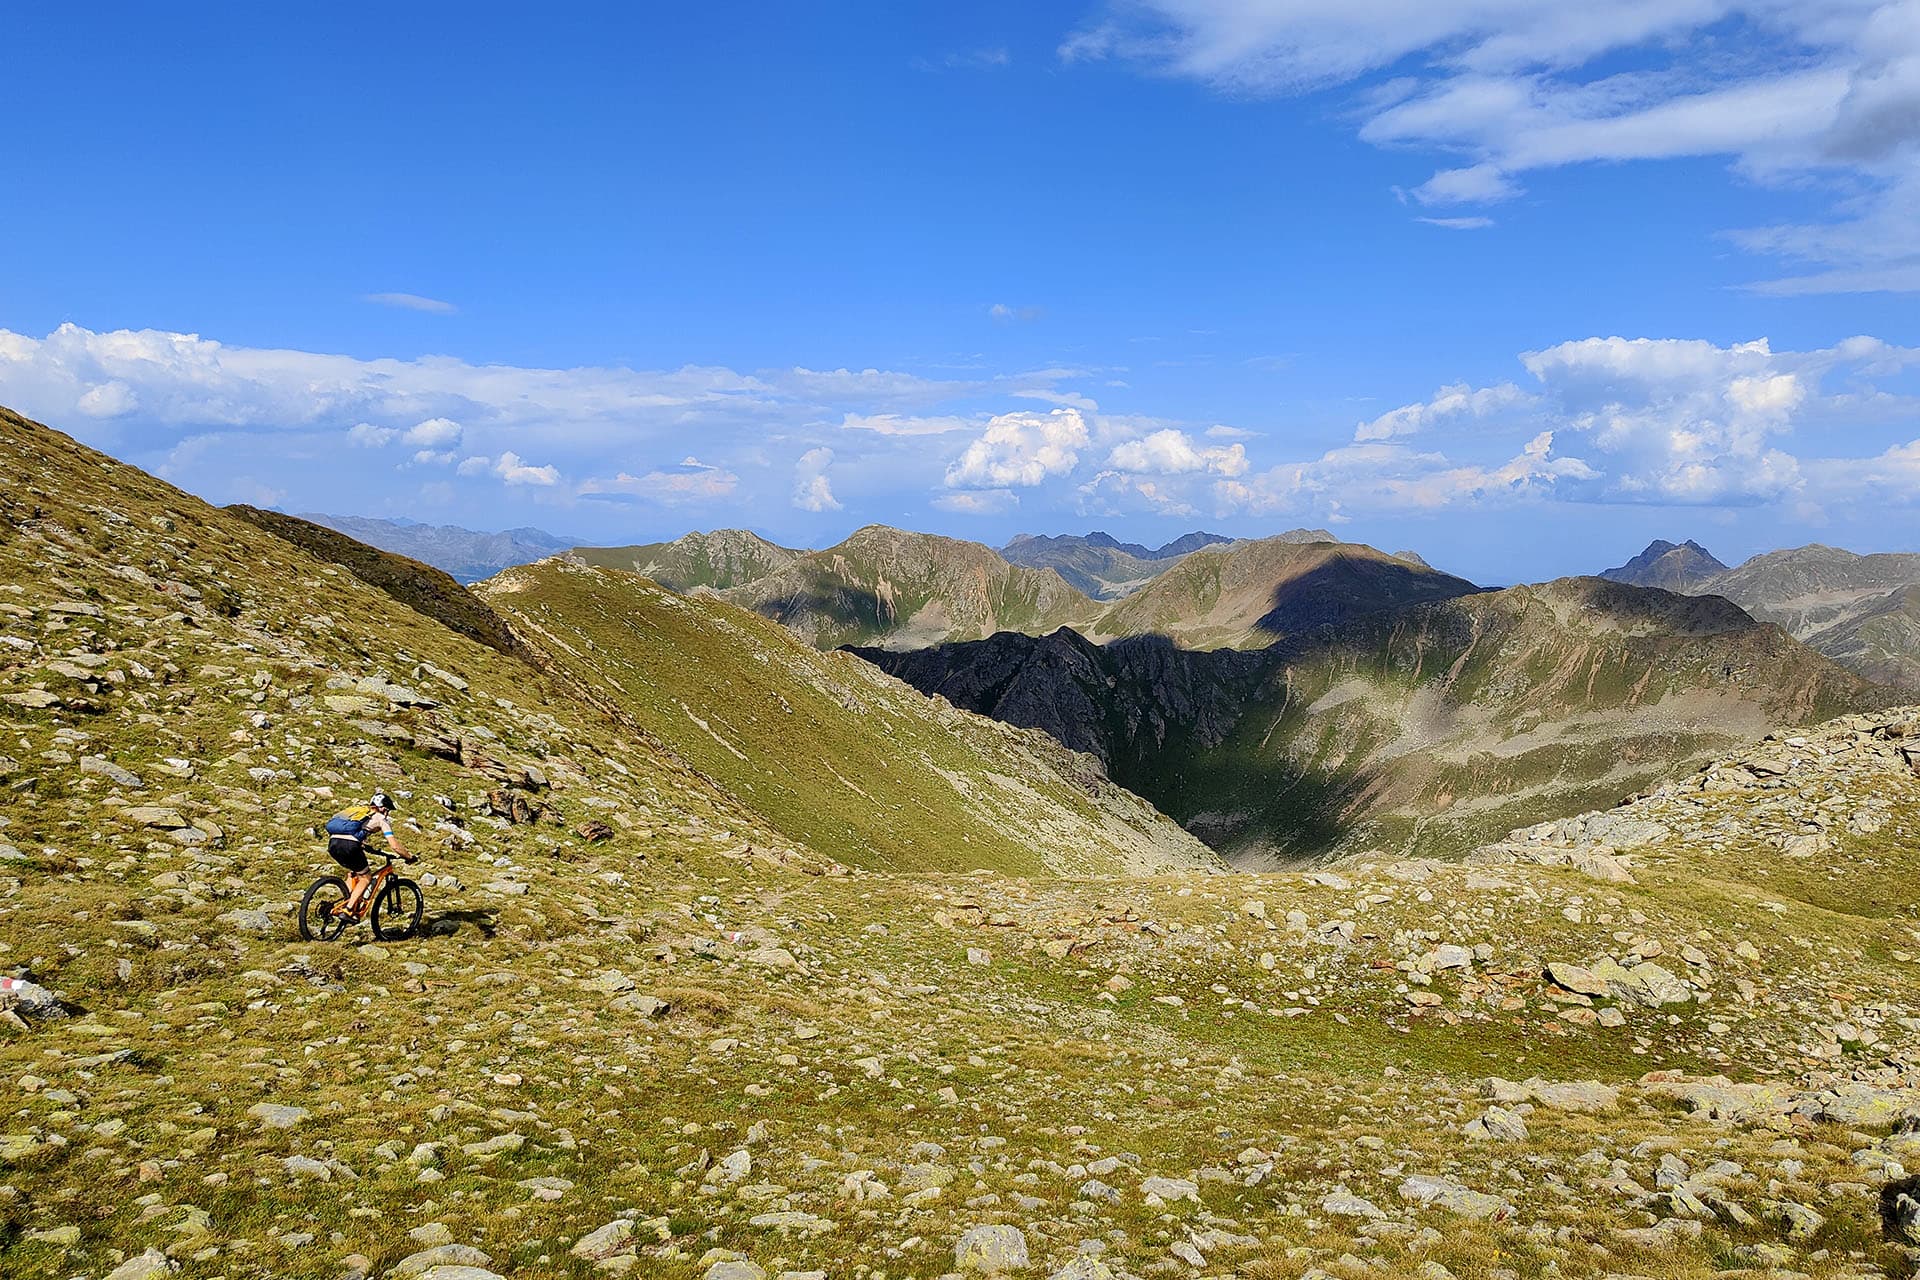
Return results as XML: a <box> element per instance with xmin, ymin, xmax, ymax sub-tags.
<box><xmin>404</xmin><ymin>417</ymin><xmax>464</xmax><ymax>448</ymax></box>
<box><xmin>1105</xmin><ymin>427</ymin><xmax>1249</xmax><ymax>477</ymax></box>
<box><xmin>493</xmin><ymin>452</ymin><xmax>560</xmax><ymax>487</ymax></box>
<box><xmin>944</xmin><ymin>408</ymin><xmax>1090</xmax><ymax>489</ymax></box>
<box><xmin>1356</xmin><ymin>382</ymin><xmax>1530</xmax><ymax>441</ymax></box>
<box><xmin>348</xmin><ymin>422</ymin><xmax>397</xmax><ymax>447</ymax></box>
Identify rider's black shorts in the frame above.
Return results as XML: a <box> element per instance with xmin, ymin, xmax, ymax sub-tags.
<box><xmin>327</xmin><ymin>837</ymin><xmax>369</xmax><ymax>874</ymax></box>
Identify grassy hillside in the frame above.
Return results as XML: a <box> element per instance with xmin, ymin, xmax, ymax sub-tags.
<box><xmin>478</xmin><ymin>561</ymin><xmax>1218</xmax><ymax>876</ymax></box>
<box><xmin>862</xmin><ymin>577</ymin><xmax>1890</xmax><ymax>865</ymax></box>
<box><xmin>568</xmin><ymin>528</ymin><xmax>799</xmax><ymax>592</ymax></box>
<box><xmin>997</xmin><ymin>531</ymin><xmax>1248</xmax><ymax>600</ymax></box>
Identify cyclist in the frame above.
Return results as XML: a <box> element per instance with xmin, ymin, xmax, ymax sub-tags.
<box><xmin>323</xmin><ymin>793</ymin><xmax>416</xmax><ymax>913</ymax></box>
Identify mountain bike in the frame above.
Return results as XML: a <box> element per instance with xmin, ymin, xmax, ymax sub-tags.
<box><xmin>298</xmin><ymin>851</ymin><xmax>424</xmax><ymax>942</ymax></box>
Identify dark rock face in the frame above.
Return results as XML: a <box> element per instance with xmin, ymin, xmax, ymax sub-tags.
<box><xmin>852</xmin><ymin>628</ymin><xmax>1269</xmax><ymax>774</ymax></box>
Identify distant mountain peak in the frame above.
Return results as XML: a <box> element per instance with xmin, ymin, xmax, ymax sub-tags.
<box><xmin>1600</xmin><ymin>538</ymin><xmax>1728</xmax><ymax>591</ymax></box>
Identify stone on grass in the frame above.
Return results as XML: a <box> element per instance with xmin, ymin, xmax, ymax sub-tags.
<box><xmin>1398</xmin><ymin>1174</ymin><xmax>1513</xmax><ymax>1220</ymax></box>
<box><xmin>571</xmin><ymin>1219</ymin><xmax>636</xmax><ymax>1261</ymax></box>
<box><xmin>0</xmin><ymin>978</ymin><xmax>61</xmax><ymax>1018</ymax></box>
<box><xmin>248</xmin><ymin>1102</ymin><xmax>310</xmax><ymax>1129</ymax></box>
<box><xmin>747</xmin><ymin>1211</ymin><xmax>837</xmax><ymax>1233</ymax></box>
<box><xmin>1139</xmin><ymin>1175</ymin><xmax>1199</xmax><ymax>1204</ymax></box>
<box><xmin>104</xmin><ymin>1251</ymin><xmax>176</xmax><ymax>1280</ymax></box>
<box><xmin>80</xmin><ymin>755</ymin><xmax>143</xmax><ymax>789</ymax></box>
<box><xmin>283</xmin><ymin>1154</ymin><xmax>331</xmax><ymax>1180</ymax></box>
<box><xmin>1463</xmin><ymin>1105</ymin><xmax>1529</xmax><ymax>1142</ymax></box>
<box><xmin>955</xmin><ymin>1223</ymin><xmax>1030</xmax><ymax>1272</ymax></box>
<box><xmin>1048</xmin><ymin>1259</ymin><xmax>1116</xmax><ymax>1280</ymax></box>
<box><xmin>121</xmin><ymin>806</ymin><xmax>188</xmax><ymax>829</ymax></box>
<box><xmin>390</xmin><ymin>1244</ymin><xmax>494</xmax><ymax>1277</ymax></box>
<box><xmin>1544</xmin><ymin>962</ymin><xmax>1607</xmax><ymax>997</ymax></box>
<box><xmin>1321</xmin><ymin>1190</ymin><xmax>1385</xmax><ymax>1219</ymax></box>
<box><xmin>609</xmin><ymin>992</ymin><xmax>669</xmax><ymax>1018</ymax></box>
<box><xmin>705</xmin><ymin>1149</ymin><xmax>752</xmax><ymax>1184</ymax></box>
<box><xmin>219</xmin><ymin>908</ymin><xmax>278</xmax><ymax>934</ymax></box>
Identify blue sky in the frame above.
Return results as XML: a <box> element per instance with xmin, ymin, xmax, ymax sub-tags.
<box><xmin>2</xmin><ymin>2</ymin><xmax>1916</xmax><ymax>584</ymax></box>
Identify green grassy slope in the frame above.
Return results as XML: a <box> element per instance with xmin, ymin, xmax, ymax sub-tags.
<box><xmin>478</xmin><ymin>561</ymin><xmax>1218</xmax><ymax>876</ymax></box>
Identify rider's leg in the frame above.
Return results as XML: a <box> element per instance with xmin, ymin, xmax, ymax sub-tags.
<box><xmin>328</xmin><ymin>837</ymin><xmax>371</xmax><ymax>910</ymax></box>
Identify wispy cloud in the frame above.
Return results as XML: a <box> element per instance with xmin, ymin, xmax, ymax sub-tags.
<box><xmin>363</xmin><ymin>291</ymin><xmax>458</xmax><ymax>314</ymax></box>
<box><xmin>915</xmin><ymin>47</ymin><xmax>1013</xmax><ymax>72</ymax></box>
<box><xmin>1063</xmin><ymin>1</ymin><xmax>1920</xmax><ymax>291</ymax></box>
<box><xmin>1416</xmin><ymin>215</ymin><xmax>1496</xmax><ymax>230</ymax></box>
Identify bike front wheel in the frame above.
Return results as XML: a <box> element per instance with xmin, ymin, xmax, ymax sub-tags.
<box><xmin>299</xmin><ymin>875</ymin><xmax>353</xmax><ymax>942</ymax></box>
<box><xmin>371</xmin><ymin>877</ymin><xmax>424</xmax><ymax>941</ymax></box>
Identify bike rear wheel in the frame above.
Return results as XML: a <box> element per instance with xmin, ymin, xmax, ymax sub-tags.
<box><xmin>372</xmin><ymin>877</ymin><xmax>424</xmax><ymax>941</ymax></box>
<box><xmin>299</xmin><ymin>875</ymin><xmax>353</xmax><ymax>942</ymax></box>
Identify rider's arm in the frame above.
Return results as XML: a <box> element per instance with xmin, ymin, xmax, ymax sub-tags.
<box><xmin>373</xmin><ymin>813</ymin><xmax>416</xmax><ymax>861</ymax></box>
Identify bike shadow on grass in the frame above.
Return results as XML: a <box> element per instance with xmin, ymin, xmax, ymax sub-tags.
<box><xmin>423</xmin><ymin>907</ymin><xmax>498</xmax><ymax>939</ymax></box>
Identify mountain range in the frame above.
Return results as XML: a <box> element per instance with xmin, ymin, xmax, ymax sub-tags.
<box><xmin>857</xmin><ymin>577</ymin><xmax>1882</xmax><ymax>865</ymax></box>
<box><xmin>575</xmin><ymin>526</ymin><xmax>1480</xmax><ymax>652</ymax></box>
<box><xmin>1604</xmin><ymin>539</ymin><xmax>1920</xmax><ymax>689</ymax></box>
<box><xmin>999</xmin><ymin>530</ymin><xmax>1240</xmax><ymax>598</ymax></box>
<box><xmin>298</xmin><ymin>513</ymin><xmax>574</xmax><ymax>582</ymax></box>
